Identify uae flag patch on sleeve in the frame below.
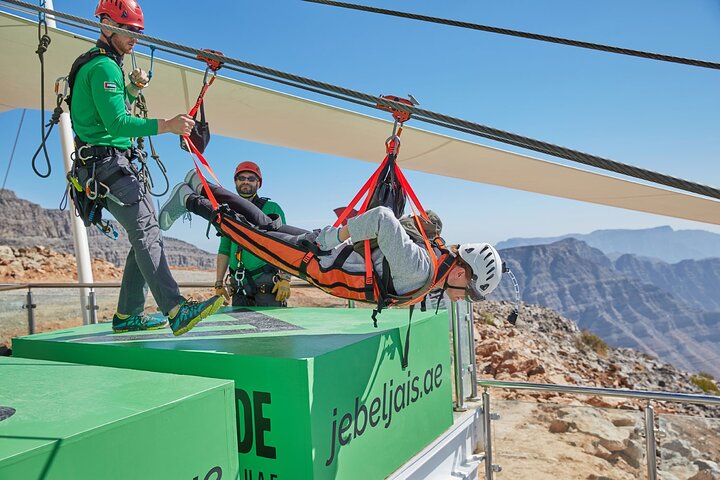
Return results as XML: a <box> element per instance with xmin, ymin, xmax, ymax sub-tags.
<box><xmin>103</xmin><ymin>81</ymin><xmax>117</xmax><ymax>91</ymax></box>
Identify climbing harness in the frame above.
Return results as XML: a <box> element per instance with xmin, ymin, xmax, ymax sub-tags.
<box><xmin>60</xmin><ymin>44</ymin><xmax>149</xmax><ymax>239</ymax></box>
<box><xmin>333</xmin><ymin>95</ymin><xmax>447</xmax><ymax>321</ymax></box>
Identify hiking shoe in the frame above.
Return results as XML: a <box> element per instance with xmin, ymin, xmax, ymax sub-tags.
<box><xmin>169</xmin><ymin>295</ymin><xmax>223</xmax><ymax>336</ymax></box>
<box><xmin>184</xmin><ymin>168</ymin><xmax>205</xmax><ymax>195</ymax></box>
<box><xmin>112</xmin><ymin>313</ymin><xmax>168</xmax><ymax>333</ymax></box>
<box><xmin>158</xmin><ymin>182</ymin><xmax>194</xmax><ymax>230</ymax></box>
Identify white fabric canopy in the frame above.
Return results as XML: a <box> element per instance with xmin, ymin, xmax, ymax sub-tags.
<box><xmin>2</xmin><ymin>9</ymin><xmax>718</xmax><ymax>225</ymax></box>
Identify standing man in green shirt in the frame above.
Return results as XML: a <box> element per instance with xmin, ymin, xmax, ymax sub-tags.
<box><xmin>214</xmin><ymin>162</ymin><xmax>291</xmax><ymax>307</ymax></box>
<box><xmin>68</xmin><ymin>0</ymin><xmax>222</xmax><ymax>335</ymax></box>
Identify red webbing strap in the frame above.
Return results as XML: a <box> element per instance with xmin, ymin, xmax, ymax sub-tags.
<box><xmin>394</xmin><ymin>161</ymin><xmax>437</xmax><ymax>265</ymax></box>
<box><xmin>181</xmin><ymin>136</ymin><xmax>220</xmax><ymax>211</ymax></box>
<box><xmin>188</xmin><ymin>74</ymin><xmax>216</xmax><ymax>118</ymax></box>
<box><xmin>393</xmin><ymin>162</ymin><xmax>429</xmax><ymax>221</ymax></box>
<box><xmin>410</xmin><ymin>201</ymin><xmax>437</xmax><ymax>264</ymax></box>
<box><xmin>363</xmin><ymin>239</ymin><xmax>375</xmax><ymax>301</ymax></box>
<box><xmin>333</xmin><ymin>156</ymin><xmax>387</xmax><ymax>228</ymax></box>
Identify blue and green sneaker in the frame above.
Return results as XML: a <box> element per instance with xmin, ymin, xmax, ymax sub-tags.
<box><xmin>112</xmin><ymin>313</ymin><xmax>168</xmax><ymax>333</ymax></box>
<box><xmin>169</xmin><ymin>295</ymin><xmax>223</xmax><ymax>336</ymax></box>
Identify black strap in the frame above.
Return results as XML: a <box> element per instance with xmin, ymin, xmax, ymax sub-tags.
<box><xmin>75</xmin><ymin>142</ymin><xmax>132</xmax><ymax>162</ymax></box>
<box><xmin>401</xmin><ymin>305</ymin><xmax>414</xmax><ymax>369</ymax></box>
<box><xmin>331</xmin><ymin>244</ymin><xmax>355</xmax><ymax>268</ymax></box>
<box><xmin>253</xmin><ymin>196</ymin><xmax>269</xmax><ymax>210</ymax></box>
<box><xmin>298</xmin><ymin>251</ymin><xmax>314</xmax><ymax>280</ymax></box>
<box><xmin>241</xmin><ymin>263</ymin><xmax>279</xmax><ymax>280</ymax></box>
<box><xmin>67</xmin><ymin>41</ymin><xmax>122</xmax><ymax>109</ymax></box>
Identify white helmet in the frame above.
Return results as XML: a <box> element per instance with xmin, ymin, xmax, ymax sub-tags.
<box><xmin>458</xmin><ymin>243</ymin><xmax>503</xmax><ymax>300</ymax></box>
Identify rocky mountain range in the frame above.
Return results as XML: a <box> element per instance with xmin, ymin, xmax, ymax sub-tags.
<box><xmin>0</xmin><ymin>189</ymin><xmax>214</xmax><ymax>270</ymax></box>
<box><xmin>497</xmin><ymin>225</ymin><xmax>720</xmax><ymax>263</ymax></box>
<box><xmin>492</xmin><ymin>238</ymin><xmax>720</xmax><ymax>378</ymax></box>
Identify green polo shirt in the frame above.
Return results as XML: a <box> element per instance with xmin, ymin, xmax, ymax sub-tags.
<box><xmin>218</xmin><ymin>197</ymin><xmax>286</xmax><ymax>278</ymax></box>
<box><xmin>70</xmin><ymin>48</ymin><xmax>158</xmax><ymax>148</ymax></box>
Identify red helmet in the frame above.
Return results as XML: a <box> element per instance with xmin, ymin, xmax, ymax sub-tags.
<box><xmin>234</xmin><ymin>161</ymin><xmax>262</xmax><ymax>187</ymax></box>
<box><xmin>95</xmin><ymin>0</ymin><xmax>145</xmax><ymax>30</ymax></box>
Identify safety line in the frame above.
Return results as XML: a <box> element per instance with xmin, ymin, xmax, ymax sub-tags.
<box><xmin>2</xmin><ymin>0</ymin><xmax>719</xmax><ymax>201</ymax></box>
<box><xmin>304</xmin><ymin>0</ymin><xmax>720</xmax><ymax>71</ymax></box>
<box><xmin>2</xmin><ymin>109</ymin><xmax>26</xmax><ymax>190</ymax></box>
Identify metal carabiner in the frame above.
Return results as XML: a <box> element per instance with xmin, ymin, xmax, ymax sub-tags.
<box><xmin>234</xmin><ymin>268</ymin><xmax>246</xmax><ymax>285</ymax></box>
<box><xmin>130</xmin><ymin>47</ymin><xmax>155</xmax><ymax>88</ymax></box>
<box><xmin>85</xmin><ymin>177</ymin><xmax>99</xmax><ymax>200</ymax></box>
<box><xmin>385</xmin><ymin>134</ymin><xmax>402</xmax><ymax>155</ymax></box>
<box><xmin>54</xmin><ymin>76</ymin><xmax>69</xmax><ymax>100</ymax></box>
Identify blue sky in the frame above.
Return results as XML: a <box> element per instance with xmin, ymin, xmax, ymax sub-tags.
<box><xmin>1</xmin><ymin>0</ymin><xmax>719</xmax><ymax>253</ymax></box>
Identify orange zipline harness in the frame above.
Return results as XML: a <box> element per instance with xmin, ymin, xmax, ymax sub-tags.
<box><xmin>213</xmin><ymin>96</ymin><xmax>457</xmax><ymax>315</ymax></box>
<box><xmin>331</xmin><ymin>95</ymin><xmax>457</xmax><ymax>320</ymax></box>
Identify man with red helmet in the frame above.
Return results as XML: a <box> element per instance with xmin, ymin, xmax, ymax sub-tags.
<box><xmin>66</xmin><ymin>0</ymin><xmax>222</xmax><ymax>336</ymax></box>
<box><xmin>213</xmin><ymin>162</ymin><xmax>291</xmax><ymax>307</ymax></box>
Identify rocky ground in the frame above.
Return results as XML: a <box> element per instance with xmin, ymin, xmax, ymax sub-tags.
<box><xmin>473</xmin><ymin>301</ymin><xmax>720</xmax><ymax>479</ymax></box>
<box><xmin>1</xmin><ymin>245</ymin><xmax>718</xmax><ymax>479</ymax></box>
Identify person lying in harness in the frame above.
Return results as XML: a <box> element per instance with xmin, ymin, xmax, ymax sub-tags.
<box><xmin>159</xmin><ymin>170</ymin><xmax>504</xmax><ymax>310</ymax></box>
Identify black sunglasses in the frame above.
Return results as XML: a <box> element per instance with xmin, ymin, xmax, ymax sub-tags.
<box><xmin>108</xmin><ymin>20</ymin><xmax>143</xmax><ymax>34</ymax></box>
<box><xmin>235</xmin><ymin>175</ymin><xmax>258</xmax><ymax>182</ymax></box>
<box><xmin>121</xmin><ymin>24</ymin><xmax>143</xmax><ymax>34</ymax></box>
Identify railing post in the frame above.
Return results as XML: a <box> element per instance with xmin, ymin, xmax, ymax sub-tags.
<box><xmin>466</xmin><ymin>306</ymin><xmax>478</xmax><ymax>399</ymax></box>
<box><xmin>22</xmin><ymin>288</ymin><xmax>36</xmax><ymax>334</ymax></box>
<box><xmin>644</xmin><ymin>401</ymin><xmax>658</xmax><ymax>480</ymax></box>
<box><xmin>482</xmin><ymin>388</ymin><xmax>500</xmax><ymax>479</ymax></box>
<box><xmin>86</xmin><ymin>289</ymin><xmax>98</xmax><ymax>325</ymax></box>
<box><xmin>451</xmin><ymin>301</ymin><xmax>466</xmax><ymax>411</ymax></box>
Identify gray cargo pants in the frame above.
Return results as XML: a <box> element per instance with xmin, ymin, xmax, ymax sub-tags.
<box><xmin>78</xmin><ymin>151</ymin><xmax>185</xmax><ymax>316</ymax></box>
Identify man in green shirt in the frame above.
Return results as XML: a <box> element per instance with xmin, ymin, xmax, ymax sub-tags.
<box><xmin>68</xmin><ymin>0</ymin><xmax>222</xmax><ymax>335</ymax></box>
<box><xmin>214</xmin><ymin>161</ymin><xmax>291</xmax><ymax>307</ymax></box>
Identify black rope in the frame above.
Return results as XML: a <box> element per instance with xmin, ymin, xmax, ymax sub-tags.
<box><xmin>31</xmin><ymin>15</ymin><xmax>52</xmax><ymax>177</ymax></box>
<box><xmin>133</xmin><ymin>92</ymin><xmax>169</xmax><ymax>196</ymax></box>
<box><xmin>4</xmin><ymin>0</ymin><xmax>720</xmax><ymax>201</ymax></box>
<box><xmin>304</xmin><ymin>0</ymin><xmax>720</xmax><ymax>71</ymax></box>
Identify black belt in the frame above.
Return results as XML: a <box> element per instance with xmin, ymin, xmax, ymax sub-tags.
<box><xmin>75</xmin><ymin>141</ymin><xmax>132</xmax><ymax>162</ymax></box>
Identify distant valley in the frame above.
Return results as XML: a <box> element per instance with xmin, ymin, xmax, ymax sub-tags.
<box><xmin>492</xmin><ymin>238</ymin><xmax>720</xmax><ymax>377</ymax></box>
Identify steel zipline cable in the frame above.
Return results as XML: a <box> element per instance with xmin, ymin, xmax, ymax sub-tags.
<box><xmin>2</xmin><ymin>0</ymin><xmax>720</xmax><ymax>201</ymax></box>
<box><xmin>303</xmin><ymin>0</ymin><xmax>720</xmax><ymax>71</ymax></box>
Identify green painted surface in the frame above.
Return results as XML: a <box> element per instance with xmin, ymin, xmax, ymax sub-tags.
<box><xmin>13</xmin><ymin>307</ymin><xmax>453</xmax><ymax>479</ymax></box>
<box><xmin>0</xmin><ymin>356</ymin><xmax>238</xmax><ymax>480</ymax></box>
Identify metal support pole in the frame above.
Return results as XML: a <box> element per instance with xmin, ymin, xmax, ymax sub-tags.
<box><xmin>466</xmin><ymin>306</ymin><xmax>479</xmax><ymax>399</ymax></box>
<box><xmin>86</xmin><ymin>289</ymin><xmax>98</xmax><ymax>325</ymax></box>
<box><xmin>451</xmin><ymin>301</ymin><xmax>466</xmax><ymax>411</ymax></box>
<box><xmin>644</xmin><ymin>401</ymin><xmax>658</xmax><ymax>480</ymax></box>
<box><xmin>44</xmin><ymin>0</ymin><xmax>56</xmax><ymax>28</ymax></box>
<box><xmin>22</xmin><ymin>288</ymin><xmax>36</xmax><ymax>334</ymax></box>
<box><xmin>482</xmin><ymin>389</ymin><xmax>495</xmax><ymax>480</ymax></box>
<box><xmin>59</xmin><ymin>112</ymin><xmax>95</xmax><ymax>325</ymax></box>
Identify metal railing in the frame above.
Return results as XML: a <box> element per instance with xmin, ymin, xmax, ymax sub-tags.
<box><xmin>476</xmin><ymin>379</ymin><xmax>720</xmax><ymax>480</ymax></box>
<box><xmin>0</xmin><ymin>280</ymin><xmax>325</xmax><ymax>334</ymax></box>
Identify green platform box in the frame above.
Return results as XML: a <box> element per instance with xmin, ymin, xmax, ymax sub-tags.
<box><xmin>13</xmin><ymin>307</ymin><xmax>453</xmax><ymax>479</ymax></box>
<box><xmin>0</xmin><ymin>356</ymin><xmax>238</xmax><ymax>480</ymax></box>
